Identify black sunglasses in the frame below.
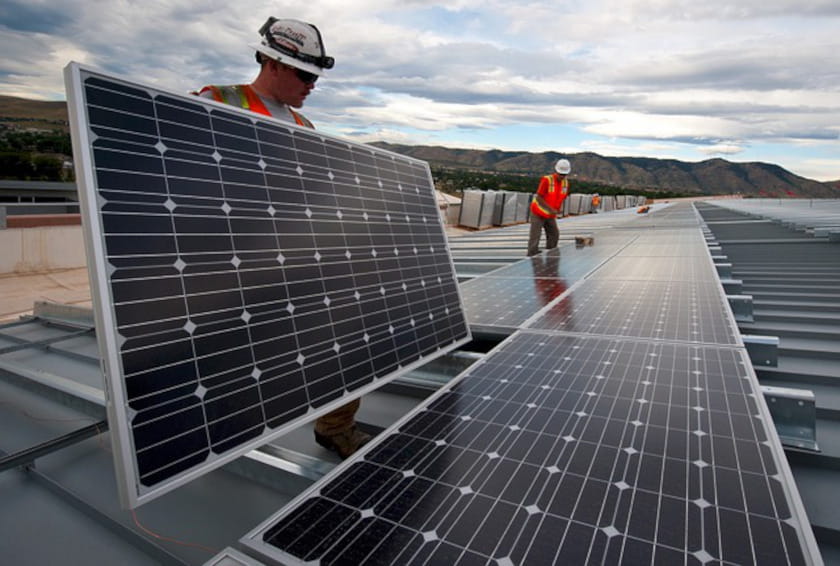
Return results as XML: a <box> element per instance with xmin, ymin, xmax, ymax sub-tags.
<box><xmin>292</xmin><ymin>67</ymin><xmax>319</xmax><ymax>85</ymax></box>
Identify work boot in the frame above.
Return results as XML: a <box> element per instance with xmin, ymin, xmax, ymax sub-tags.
<box><xmin>314</xmin><ymin>426</ymin><xmax>372</xmax><ymax>459</ymax></box>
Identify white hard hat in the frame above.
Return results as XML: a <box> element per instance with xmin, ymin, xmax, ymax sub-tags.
<box><xmin>555</xmin><ymin>159</ymin><xmax>571</xmax><ymax>175</ymax></box>
<box><xmin>249</xmin><ymin>17</ymin><xmax>334</xmax><ymax>76</ymax></box>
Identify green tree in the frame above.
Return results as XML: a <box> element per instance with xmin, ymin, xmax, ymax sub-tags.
<box><xmin>0</xmin><ymin>151</ymin><xmax>34</xmax><ymax>178</ymax></box>
<box><xmin>32</xmin><ymin>155</ymin><xmax>64</xmax><ymax>180</ymax></box>
<box><xmin>0</xmin><ymin>130</ymin><xmax>73</xmax><ymax>180</ymax></box>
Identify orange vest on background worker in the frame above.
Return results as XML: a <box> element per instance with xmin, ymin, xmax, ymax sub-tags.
<box><xmin>592</xmin><ymin>195</ymin><xmax>601</xmax><ymax>207</ymax></box>
<box><xmin>196</xmin><ymin>84</ymin><xmax>314</xmax><ymax>128</ymax></box>
<box><xmin>530</xmin><ymin>173</ymin><xmax>569</xmax><ymax>219</ymax></box>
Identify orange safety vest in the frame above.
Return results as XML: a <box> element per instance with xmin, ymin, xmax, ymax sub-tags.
<box><xmin>530</xmin><ymin>174</ymin><xmax>569</xmax><ymax>219</ymax></box>
<box><xmin>592</xmin><ymin>195</ymin><xmax>601</xmax><ymax>207</ymax></box>
<box><xmin>196</xmin><ymin>84</ymin><xmax>314</xmax><ymax>128</ymax></box>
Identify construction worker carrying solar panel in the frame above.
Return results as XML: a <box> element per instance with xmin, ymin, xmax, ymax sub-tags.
<box><xmin>195</xmin><ymin>17</ymin><xmax>371</xmax><ymax>459</ymax></box>
<box><xmin>527</xmin><ymin>158</ymin><xmax>571</xmax><ymax>256</ymax></box>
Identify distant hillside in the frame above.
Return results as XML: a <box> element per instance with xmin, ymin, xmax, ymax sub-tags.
<box><xmin>0</xmin><ymin>95</ymin><xmax>69</xmax><ymax>132</ymax></box>
<box><xmin>374</xmin><ymin>143</ymin><xmax>840</xmax><ymax>199</ymax></box>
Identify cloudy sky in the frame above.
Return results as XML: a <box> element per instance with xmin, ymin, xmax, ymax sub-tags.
<box><xmin>2</xmin><ymin>0</ymin><xmax>839</xmax><ymax>181</ymax></box>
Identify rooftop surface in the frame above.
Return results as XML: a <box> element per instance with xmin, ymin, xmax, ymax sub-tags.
<box><xmin>2</xmin><ymin>200</ymin><xmax>839</xmax><ymax>565</ymax></box>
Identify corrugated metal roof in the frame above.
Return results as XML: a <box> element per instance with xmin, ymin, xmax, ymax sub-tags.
<box><xmin>695</xmin><ymin>199</ymin><xmax>840</xmax><ymax>563</ymax></box>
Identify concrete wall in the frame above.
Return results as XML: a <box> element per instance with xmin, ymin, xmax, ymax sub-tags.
<box><xmin>0</xmin><ymin>225</ymin><xmax>87</xmax><ymax>274</ymax></box>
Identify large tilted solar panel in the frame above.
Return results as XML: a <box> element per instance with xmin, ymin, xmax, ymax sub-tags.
<box><xmin>243</xmin><ymin>331</ymin><xmax>818</xmax><ymax>565</ymax></box>
<box><xmin>528</xmin><ymin>279</ymin><xmax>741</xmax><ymax>346</ymax></box>
<box><xmin>64</xmin><ymin>63</ymin><xmax>470</xmax><ymax>507</ymax></box>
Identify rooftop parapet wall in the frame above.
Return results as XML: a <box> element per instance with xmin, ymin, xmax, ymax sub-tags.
<box><xmin>0</xmin><ymin>224</ymin><xmax>86</xmax><ymax>274</ymax></box>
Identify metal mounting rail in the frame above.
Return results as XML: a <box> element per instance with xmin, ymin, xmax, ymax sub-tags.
<box><xmin>0</xmin><ymin>420</ymin><xmax>108</xmax><ymax>473</ymax></box>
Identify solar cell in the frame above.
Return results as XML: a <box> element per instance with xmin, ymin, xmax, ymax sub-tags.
<box><xmin>461</xmin><ymin>276</ymin><xmax>569</xmax><ymax>334</ymax></box>
<box><xmin>460</xmin><ymin>239</ymin><xmax>645</xmax><ymax>336</ymax></box>
<box><xmin>244</xmin><ymin>331</ymin><xmax>817</xmax><ymax>565</ymax></box>
<box><xmin>528</xmin><ymin>279</ymin><xmax>740</xmax><ymax>346</ymax></box>
<box><xmin>462</xmin><ymin>227</ymin><xmax>724</xmax><ymax>339</ymax></box>
<box><xmin>65</xmin><ymin>63</ymin><xmax>470</xmax><ymax>507</ymax></box>
<box><xmin>460</xmin><ymin>251</ymin><xmax>570</xmax><ymax>334</ymax></box>
<box><xmin>589</xmin><ymin>255</ymin><xmax>718</xmax><ymax>282</ymax></box>
<box><xmin>618</xmin><ymin>241</ymin><xmax>710</xmax><ymax>257</ymax></box>
<box><xmin>478</xmin><ymin>239</ymin><xmax>630</xmax><ymax>281</ymax></box>
<box><xmin>642</xmin><ymin>204</ymin><xmax>702</xmax><ymax>225</ymax></box>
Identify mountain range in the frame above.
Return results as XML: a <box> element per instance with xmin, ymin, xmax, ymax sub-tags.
<box><xmin>372</xmin><ymin>142</ymin><xmax>840</xmax><ymax>198</ymax></box>
<box><xmin>2</xmin><ymin>95</ymin><xmax>837</xmax><ymax>198</ymax></box>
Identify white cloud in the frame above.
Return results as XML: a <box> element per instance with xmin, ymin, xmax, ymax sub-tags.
<box><xmin>580</xmin><ymin>111</ymin><xmax>740</xmax><ymax>142</ymax></box>
<box><xmin>697</xmin><ymin>144</ymin><xmax>746</xmax><ymax>156</ymax></box>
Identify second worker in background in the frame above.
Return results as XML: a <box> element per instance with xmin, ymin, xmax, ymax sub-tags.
<box><xmin>527</xmin><ymin>158</ymin><xmax>571</xmax><ymax>256</ymax></box>
<box><xmin>196</xmin><ymin>17</ymin><xmax>371</xmax><ymax>459</ymax></box>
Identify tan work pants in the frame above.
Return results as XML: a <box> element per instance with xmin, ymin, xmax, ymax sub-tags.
<box><xmin>527</xmin><ymin>214</ymin><xmax>559</xmax><ymax>256</ymax></box>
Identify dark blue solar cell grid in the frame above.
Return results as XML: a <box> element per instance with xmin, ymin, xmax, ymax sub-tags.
<box><xmin>589</xmin><ymin>255</ymin><xmax>717</xmax><ymax>282</ymax></box>
<box><xmin>528</xmin><ymin>279</ymin><xmax>740</xmax><ymax>346</ymax></box>
<box><xmin>460</xmin><ymin>251</ymin><xmax>570</xmax><ymax>333</ymax></box>
<box><xmin>70</xmin><ymin>68</ymin><xmax>469</xmax><ymax>503</ymax></box>
<box><xmin>460</xmin><ymin>276</ymin><xmax>569</xmax><ymax>333</ymax></box>
<box><xmin>249</xmin><ymin>331</ymin><xmax>810</xmax><ymax>565</ymax></box>
<box><xmin>479</xmin><ymin>239</ymin><xmax>629</xmax><ymax>281</ymax></box>
<box><xmin>618</xmin><ymin>241</ymin><xmax>710</xmax><ymax>257</ymax></box>
<box><xmin>456</xmin><ymin>238</ymin><xmax>632</xmax><ymax>334</ymax></box>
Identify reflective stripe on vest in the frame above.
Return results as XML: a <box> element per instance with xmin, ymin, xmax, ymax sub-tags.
<box><xmin>199</xmin><ymin>84</ymin><xmax>312</xmax><ymax>128</ymax></box>
<box><xmin>546</xmin><ymin>174</ymin><xmax>556</xmax><ymax>194</ymax></box>
<box><xmin>531</xmin><ymin>198</ymin><xmax>554</xmax><ymax>218</ymax></box>
<box><xmin>530</xmin><ymin>174</ymin><xmax>568</xmax><ymax>218</ymax></box>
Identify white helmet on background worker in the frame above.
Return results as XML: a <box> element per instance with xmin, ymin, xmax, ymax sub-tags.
<box><xmin>250</xmin><ymin>17</ymin><xmax>335</xmax><ymax>76</ymax></box>
<box><xmin>555</xmin><ymin>159</ymin><xmax>571</xmax><ymax>175</ymax></box>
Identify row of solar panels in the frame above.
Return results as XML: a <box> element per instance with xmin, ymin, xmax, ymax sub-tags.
<box><xmin>239</xmin><ymin>202</ymin><xmax>821</xmax><ymax>565</ymax></box>
<box><xmin>458</xmin><ymin>189</ymin><xmax>648</xmax><ymax>229</ymax></box>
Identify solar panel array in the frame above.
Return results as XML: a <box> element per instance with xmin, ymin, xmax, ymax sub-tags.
<box><xmin>64</xmin><ymin>64</ymin><xmax>470</xmax><ymax>507</ymax></box>
<box><xmin>460</xmin><ymin>235</ymin><xmax>635</xmax><ymax>335</ymax></box>
<box><xmin>244</xmin><ymin>202</ymin><xmax>820</xmax><ymax>565</ymax></box>
<box><xmin>588</xmin><ymin>255</ymin><xmax>719</xmax><ymax>283</ymax></box>
<box><xmin>459</xmin><ymin>250</ymin><xmax>571</xmax><ymax>335</ymax></box>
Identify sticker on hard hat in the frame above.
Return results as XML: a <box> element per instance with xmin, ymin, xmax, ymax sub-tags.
<box><xmin>273</xmin><ymin>24</ymin><xmax>307</xmax><ymax>49</ymax></box>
